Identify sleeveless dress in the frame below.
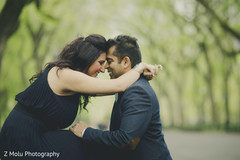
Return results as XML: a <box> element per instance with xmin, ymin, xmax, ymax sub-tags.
<box><xmin>0</xmin><ymin>67</ymin><xmax>88</xmax><ymax>160</ymax></box>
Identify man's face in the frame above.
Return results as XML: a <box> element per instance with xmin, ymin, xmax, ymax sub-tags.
<box><xmin>105</xmin><ymin>46</ymin><xmax>125</xmax><ymax>79</ymax></box>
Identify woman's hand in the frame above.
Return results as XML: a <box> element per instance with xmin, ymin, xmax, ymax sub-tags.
<box><xmin>134</xmin><ymin>62</ymin><xmax>163</xmax><ymax>80</ymax></box>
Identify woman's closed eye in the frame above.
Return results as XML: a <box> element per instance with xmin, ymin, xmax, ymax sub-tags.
<box><xmin>99</xmin><ymin>60</ymin><xmax>106</xmax><ymax>65</ymax></box>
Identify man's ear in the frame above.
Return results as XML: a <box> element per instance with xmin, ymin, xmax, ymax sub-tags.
<box><xmin>121</xmin><ymin>56</ymin><xmax>131</xmax><ymax>69</ymax></box>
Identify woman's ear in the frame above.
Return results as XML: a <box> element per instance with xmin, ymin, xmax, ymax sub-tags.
<box><xmin>121</xmin><ymin>56</ymin><xmax>132</xmax><ymax>69</ymax></box>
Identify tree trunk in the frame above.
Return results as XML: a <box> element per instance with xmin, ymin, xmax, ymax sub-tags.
<box><xmin>0</xmin><ymin>0</ymin><xmax>34</xmax><ymax>130</ymax></box>
<box><xmin>0</xmin><ymin>88</ymin><xmax>8</xmax><ymax>129</ymax></box>
<box><xmin>207</xmin><ymin>25</ymin><xmax>234</xmax><ymax>131</ymax></box>
<box><xmin>238</xmin><ymin>76</ymin><xmax>240</xmax><ymax>130</ymax></box>
<box><xmin>199</xmin><ymin>42</ymin><xmax>218</xmax><ymax>128</ymax></box>
<box><xmin>223</xmin><ymin>68</ymin><xmax>230</xmax><ymax>132</ymax></box>
<box><xmin>222</xmin><ymin>55</ymin><xmax>232</xmax><ymax>132</ymax></box>
<box><xmin>236</xmin><ymin>67</ymin><xmax>240</xmax><ymax>130</ymax></box>
<box><xmin>0</xmin><ymin>0</ymin><xmax>34</xmax><ymax>73</ymax></box>
<box><xmin>27</xmin><ymin>22</ymin><xmax>45</xmax><ymax>71</ymax></box>
<box><xmin>162</xmin><ymin>90</ymin><xmax>175</xmax><ymax>127</ymax></box>
<box><xmin>175</xmin><ymin>76</ymin><xmax>185</xmax><ymax>127</ymax></box>
<box><xmin>196</xmin><ymin>0</ymin><xmax>240</xmax><ymax>41</ymax></box>
<box><xmin>193</xmin><ymin>64</ymin><xmax>207</xmax><ymax>128</ymax></box>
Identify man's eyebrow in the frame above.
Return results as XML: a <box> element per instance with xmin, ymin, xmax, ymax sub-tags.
<box><xmin>106</xmin><ymin>58</ymin><xmax>113</xmax><ymax>61</ymax></box>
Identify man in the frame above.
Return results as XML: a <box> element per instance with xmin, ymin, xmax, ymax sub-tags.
<box><xmin>71</xmin><ymin>35</ymin><xmax>172</xmax><ymax>160</ymax></box>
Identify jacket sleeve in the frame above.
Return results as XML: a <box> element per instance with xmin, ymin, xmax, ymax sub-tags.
<box><xmin>82</xmin><ymin>86</ymin><xmax>152</xmax><ymax>149</ymax></box>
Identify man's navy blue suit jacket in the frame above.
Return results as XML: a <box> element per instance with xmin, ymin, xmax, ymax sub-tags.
<box><xmin>83</xmin><ymin>77</ymin><xmax>172</xmax><ymax>160</ymax></box>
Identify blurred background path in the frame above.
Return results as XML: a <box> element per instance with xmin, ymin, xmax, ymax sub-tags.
<box><xmin>164</xmin><ymin>130</ymin><xmax>240</xmax><ymax>160</ymax></box>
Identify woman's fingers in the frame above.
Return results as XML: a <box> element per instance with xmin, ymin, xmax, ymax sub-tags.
<box><xmin>143</xmin><ymin>72</ymin><xmax>154</xmax><ymax>80</ymax></box>
<box><xmin>157</xmin><ymin>65</ymin><xmax>163</xmax><ymax>71</ymax></box>
<box><xmin>144</xmin><ymin>64</ymin><xmax>163</xmax><ymax>76</ymax></box>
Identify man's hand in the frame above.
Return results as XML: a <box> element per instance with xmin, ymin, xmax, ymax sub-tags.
<box><xmin>69</xmin><ymin>121</ymin><xmax>88</xmax><ymax>138</ymax></box>
<box><xmin>120</xmin><ymin>137</ymin><xmax>141</xmax><ymax>151</ymax></box>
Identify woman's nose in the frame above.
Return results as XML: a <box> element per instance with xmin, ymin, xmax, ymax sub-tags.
<box><xmin>104</xmin><ymin>63</ymin><xmax>109</xmax><ymax>69</ymax></box>
<box><xmin>100</xmin><ymin>66</ymin><xmax>105</xmax><ymax>73</ymax></box>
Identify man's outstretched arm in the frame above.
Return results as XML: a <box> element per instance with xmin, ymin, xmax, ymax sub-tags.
<box><xmin>70</xmin><ymin>86</ymin><xmax>152</xmax><ymax>150</ymax></box>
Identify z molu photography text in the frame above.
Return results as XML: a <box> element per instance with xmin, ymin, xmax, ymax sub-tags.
<box><xmin>3</xmin><ymin>151</ymin><xmax>60</xmax><ymax>158</ymax></box>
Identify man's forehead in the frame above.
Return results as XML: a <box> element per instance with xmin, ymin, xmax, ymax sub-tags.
<box><xmin>107</xmin><ymin>47</ymin><xmax>116</xmax><ymax>56</ymax></box>
<box><xmin>107</xmin><ymin>45</ymin><xmax>116</xmax><ymax>54</ymax></box>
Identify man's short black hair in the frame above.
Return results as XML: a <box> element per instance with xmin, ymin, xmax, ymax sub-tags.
<box><xmin>107</xmin><ymin>35</ymin><xmax>142</xmax><ymax>68</ymax></box>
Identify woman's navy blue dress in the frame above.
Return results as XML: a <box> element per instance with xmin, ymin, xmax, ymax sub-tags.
<box><xmin>0</xmin><ymin>67</ymin><xmax>88</xmax><ymax>159</ymax></box>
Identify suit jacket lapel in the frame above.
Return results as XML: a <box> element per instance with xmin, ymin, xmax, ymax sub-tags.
<box><xmin>110</xmin><ymin>92</ymin><xmax>124</xmax><ymax>131</ymax></box>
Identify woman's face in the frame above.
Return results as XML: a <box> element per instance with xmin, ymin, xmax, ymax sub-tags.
<box><xmin>87</xmin><ymin>53</ymin><xmax>106</xmax><ymax>77</ymax></box>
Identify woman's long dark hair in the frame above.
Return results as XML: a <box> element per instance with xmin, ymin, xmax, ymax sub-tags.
<box><xmin>29</xmin><ymin>34</ymin><xmax>107</xmax><ymax>111</ymax></box>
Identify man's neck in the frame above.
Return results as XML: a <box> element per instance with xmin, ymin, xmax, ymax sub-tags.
<box><xmin>124</xmin><ymin>67</ymin><xmax>132</xmax><ymax>73</ymax></box>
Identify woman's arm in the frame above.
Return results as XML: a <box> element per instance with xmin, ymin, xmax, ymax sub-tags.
<box><xmin>52</xmin><ymin>63</ymin><xmax>160</xmax><ymax>95</ymax></box>
<box><xmin>58</xmin><ymin>69</ymin><xmax>138</xmax><ymax>95</ymax></box>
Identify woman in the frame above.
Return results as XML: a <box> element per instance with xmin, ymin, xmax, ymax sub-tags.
<box><xmin>0</xmin><ymin>34</ymin><xmax>159</xmax><ymax>160</ymax></box>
